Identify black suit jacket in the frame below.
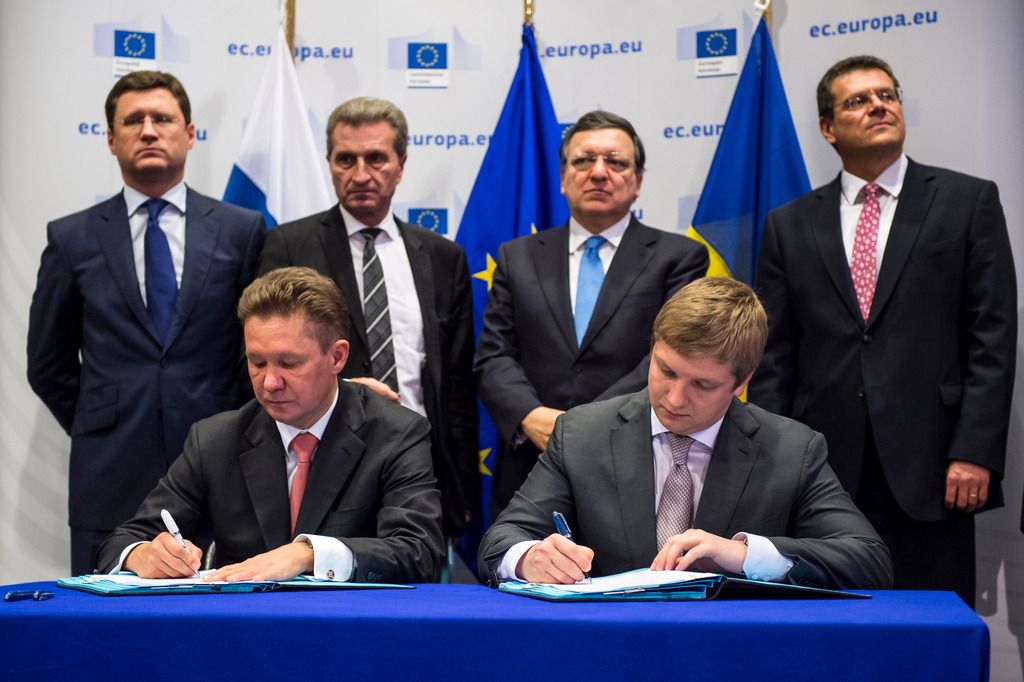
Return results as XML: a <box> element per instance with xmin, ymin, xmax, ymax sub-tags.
<box><xmin>750</xmin><ymin>159</ymin><xmax>1016</xmax><ymax>522</ymax></box>
<box><xmin>475</xmin><ymin>218</ymin><xmax>708</xmax><ymax>516</ymax></box>
<box><xmin>97</xmin><ymin>382</ymin><xmax>444</xmax><ymax>583</ymax></box>
<box><xmin>479</xmin><ymin>392</ymin><xmax>892</xmax><ymax>590</ymax></box>
<box><xmin>258</xmin><ymin>206</ymin><xmax>478</xmax><ymax>535</ymax></box>
<box><xmin>27</xmin><ymin>188</ymin><xmax>264</xmax><ymax>532</ymax></box>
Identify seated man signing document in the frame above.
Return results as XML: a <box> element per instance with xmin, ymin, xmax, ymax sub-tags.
<box><xmin>98</xmin><ymin>267</ymin><xmax>443</xmax><ymax>583</ymax></box>
<box><xmin>479</xmin><ymin>277</ymin><xmax>892</xmax><ymax>590</ymax></box>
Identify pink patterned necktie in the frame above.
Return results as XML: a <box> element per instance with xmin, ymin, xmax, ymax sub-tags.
<box><xmin>656</xmin><ymin>433</ymin><xmax>695</xmax><ymax>549</ymax></box>
<box><xmin>289</xmin><ymin>432</ymin><xmax>319</xmax><ymax>535</ymax></box>
<box><xmin>851</xmin><ymin>182</ymin><xmax>881</xmax><ymax>321</ymax></box>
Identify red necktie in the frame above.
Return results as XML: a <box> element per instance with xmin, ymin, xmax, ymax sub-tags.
<box><xmin>851</xmin><ymin>182</ymin><xmax>881</xmax><ymax>321</ymax></box>
<box><xmin>289</xmin><ymin>432</ymin><xmax>318</xmax><ymax>535</ymax></box>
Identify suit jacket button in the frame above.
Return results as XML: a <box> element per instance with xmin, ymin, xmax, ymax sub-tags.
<box><xmin>862</xmin><ymin>334</ymin><xmax>872</xmax><ymax>343</ymax></box>
<box><xmin>160</xmin><ymin>358</ymin><xmax>169</xmax><ymax>368</ymax></box>
<box><xmin>363</xmin><ymin>362</ymin><xmax>371</xmax><ymax>372</ymax></box>
<box><xmin>857</xmin><ymin>387</ymin><xmax>865</xmax><ymax>399</ymax></box>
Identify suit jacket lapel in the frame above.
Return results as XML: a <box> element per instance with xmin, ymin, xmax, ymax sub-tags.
<box><xmin>399</xmin><ymin>219</ymin><xmax>440</xmax><ymax>386</ymax></box>
<box><xmin>167</xmin><ymin>188</ymin><xmax>219</xmax><ymax>349</ymax></box>
<box><xmin>694</xmin><ymin>399</ymin><xmax>760</xmax><ymax>537</ymax></box>
<box><xmin>610</xmin><ymin>391</ymin><xmax>658</xmax><ymax>566</ymax></box>
<box><xmin>580</xmin><ymin>217</ymin><xmax>655</xmax><ymax>352</ymax></box>
<box><xmin>810</xmin><ymin>177</ymin><xmax>863</xmax><ymax>324</ymax></box>
<box><xmin>319</xmin><ymin>207</ymin><xmax>369</xmax><ymax>351</ymax></box>
<box><xmin>869</xmin><ymin>159</ymin><xmax>933</xmax><ymax>327</ymax></box>
<box><xmin>94</xmin><ymin>192</ymin><xmax>156</xmax><ymax>339</ymax></box>
<box><xmin>295</xmin><ymin>382</ymin><xmax>368</xmax><ymax>533</ymax></box>
<box><xmin>240</xmin><ymin>411</ymin><xmax>292</xmax><ymax>551</ymax></box>
<box><xmin>530</xmin><ymin>226</ymin><xmax>576</xmax><ymax>352</ymax></box>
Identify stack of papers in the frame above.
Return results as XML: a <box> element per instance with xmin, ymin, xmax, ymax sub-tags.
<box><xmin>58</xmin><ymin>572</ymin><xmax>412</xmax><ymax>596</ymax></box>
<box><xmin>499</xmin><ymin>568</ymin><xmax>868</xmax><ymax>601</ymax></box>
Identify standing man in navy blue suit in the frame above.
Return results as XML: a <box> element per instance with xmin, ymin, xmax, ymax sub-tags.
<box><xmin>27</xmin><ymin>71</ymin><xmax>265</xmax><ymax>575</ymax></box>
<box><xmin>750</xmin><ymin>56</ymin><xmax>1016</xmax><ymax>606</ymax></box>
<box><xmin>475</xmin><ymin>111</ymin><xmax>709</xmax><ymax>520</ymax></box>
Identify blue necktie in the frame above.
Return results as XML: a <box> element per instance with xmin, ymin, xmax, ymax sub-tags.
<box><xmin>144</xmin><ymin>198</ymin><xmax>177</xmax><ymax>344</ymax></box>
<box><xmin>574</xmin><ymin>235</ymin><xmax>606</xmax><ymax>345</ymax></box>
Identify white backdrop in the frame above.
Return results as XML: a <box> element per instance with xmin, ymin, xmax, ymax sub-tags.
<box><xmin>1</xmin><ymin>1</ymin><xmax>1022</xmax><ymax>677</ymax></box>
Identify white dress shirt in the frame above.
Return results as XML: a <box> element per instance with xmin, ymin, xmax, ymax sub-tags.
<box><xmin>497</xmin><ymin>409</ymin><xmax>794</xmax><ymax>582</ymax></box>
<box><xmin>340</xmin><ymin>205</ymin><xmax>427</xmax><ymax>418</ymax></box>
<box><xmin>839</xmin><ymin>153</ymin><xmax>907</xmax><ymax>268</ymax></box>
<box><xmin>124</xmin><ymin>182</ymin><xmax>188</xmax><ymax>303</ymax></box>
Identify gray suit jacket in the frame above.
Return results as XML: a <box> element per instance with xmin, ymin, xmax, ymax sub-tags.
<box><xmin>97</xmin><ymin>381</ymin><xmax>444</xmax><ymax>583</ymax></box>
<box><xmin>479</xmin><ymin>391</ymin><xmax>892</xmax><ymax>590</ymax></box>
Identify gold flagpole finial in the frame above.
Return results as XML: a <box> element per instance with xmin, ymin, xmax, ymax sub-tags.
<box><xmin>524</xmin><ymin>0</ymin><xmax>534</xmax><ymax>26</ymax></box>
<box><xmin>755</xmin><ymin>0</ymin><xmax>773</xmax><ymax>33</ymax></box>
<box><xmin>284</xmin><ymin>0</ymin><xmax>296</xmax><ymax>57</ymax></box>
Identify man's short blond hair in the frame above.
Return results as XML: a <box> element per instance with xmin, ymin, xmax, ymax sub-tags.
<box><xmin>237</xmin><ymin>267</ymin><xmax>348</xmax><ymax>351</ymax></box>
<box><xmin>652</xmin><ymin>277</ymin><xmax>767</xmax><ymax>387</ymax></box>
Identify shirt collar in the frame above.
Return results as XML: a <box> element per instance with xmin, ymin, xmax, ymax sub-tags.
<box><xmin>123</xmin><ymin>181</ymin><xmax>187</xmax><ymax>216</ymax></box>
<box><xmin>568</xmin><ymin>213</ymin><xmax>630</xmax><ymax>254</ymax></box>
<box><xmin>275</xmin><ymin>383</ymin><xmax>340</xmax><ymax>448</ymax></box>
<box><xmin>649</xmin><ymin>407</ymin><xmax>725</xmax><ymax>452</ymax></box>
<box><xmin>840</xmin><ymin>153</ymin><xmax>907</xmax><ymax>205</ymax></box>
<box><xmin>339</xmin><ymin>204</ymin><xmax>399</xmax><ymax>241</ymax></box>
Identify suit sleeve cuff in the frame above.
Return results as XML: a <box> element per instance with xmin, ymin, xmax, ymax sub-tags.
<box><xmin>734</xmin><ymin>532</ymin><xmax>794</xmax><ymax>582</ymax></box>
<box><xmin>296</xmin><ymin>534</ymin><xmax>354</xmax><ymax>581</ymax></box>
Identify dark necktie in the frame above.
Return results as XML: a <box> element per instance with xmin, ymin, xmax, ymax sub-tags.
<box><xmin>290</xmin><ymin>432</ymin><xmax>318</xmax><ymax>535</ymax></box>
<box><xmin>144</xmin><ymin>198</ymin><xmax>177</xmax><ymax>344</ymax></box>
<box><xmin>361</xmin><ymin>228</ymin><xmax>399</xmax><ymax>393</ymax></box>
<box><xmin>574</xmin><ymin>235</ymin><xmax>606</xmax><ymax>345</ymax></box>
<box><xmin>656</xmin><ymin>434</ymin><xmax>695</xmax><ymax>549</ymax></box>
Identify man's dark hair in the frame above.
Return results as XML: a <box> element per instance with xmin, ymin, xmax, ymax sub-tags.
<box><xmin>558</xmin><ymin>110</ymin><xmax>646</xmax><ymax>174</ymax></box>
<box><xmin>237</xmin><ymin>267</ymin><xmax>349</xmax><ymax>351</ymax></box>
<box><xmin>817</xmin><ymin>55</ymin><xmax>900</xmax><ymax>119</ymax></box>
<box><xmin>105</xmin><ymin>70</ymin><xmax>192</xmax><ymax>128</ymax></box>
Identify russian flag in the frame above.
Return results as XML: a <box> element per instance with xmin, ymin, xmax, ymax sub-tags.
<box><xmin>223</xmin><ymin>25</ymin><xmax>332</xmax><ymax>227</ymax></box>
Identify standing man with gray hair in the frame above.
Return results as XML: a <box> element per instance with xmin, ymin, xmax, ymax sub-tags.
<box><xmin>750</xmin><ymin>55</ymin><xmax>1016</xmax><ymax>606</ymax></box>
<box><xmin>475</xmin><ymin>110</ymin><xmax>708</xmax><ymax>521</ymax></box>
<box><xmin>259</xmin><ymin>97</ymin><xmax>478</xmax><ymax>559</ymax></box>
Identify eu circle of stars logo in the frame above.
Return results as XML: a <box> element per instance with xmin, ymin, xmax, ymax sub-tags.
<box><xmin>122</xmin><ymin>32</ymin><xmax>149</xmax><ymax>58</ymax></box>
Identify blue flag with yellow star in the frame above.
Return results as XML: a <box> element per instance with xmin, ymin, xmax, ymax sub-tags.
<box><xmin>687</xmin><ymin>16</ymin><xmax>810</xmax><ymax>284</ymax></box>
<box><xmin>456</xmin><ymin>23</ymin><xmax>568</xmax><ymax>554</ymax></box>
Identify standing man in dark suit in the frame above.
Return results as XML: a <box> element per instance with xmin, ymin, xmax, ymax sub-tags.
<box><xmin>749</xmin><ymin>56</ymin><xmax>1016</xmax><ymax>606</ymax></box>
<box><xmin>97</xmin><ymin>267</ymin><xmax>443</xmax><ymax>583</ymax></box>
<box><xmin>27</xmin><ymin>71</ymin><xmax>265</xmax><ymax>575</ymax></box>
<box><xmin>475</xmin><ymin>110</ymin><xmax>709</xmax><ymax>520</ymax></box>
<box><xmin>480</xmin><ymin>277</ymin><xmax>891</xmax><ymax>590</ymax></box>
<box><xmin>258</xmin><ymin>97</ymin><xmax>477</xmax><ymax>551</ymax></box>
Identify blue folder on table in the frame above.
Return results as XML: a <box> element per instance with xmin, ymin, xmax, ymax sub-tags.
<box><xmin>58</xmin><ymin>572</ymin><xmax>412</xmax><ymax>596</ymax></box>
<box><xmin>499</xmin><ymin>568</ymin><xmax>869</xmax><ymax>601</ymax></box>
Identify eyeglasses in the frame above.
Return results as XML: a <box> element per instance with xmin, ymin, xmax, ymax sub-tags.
<box><xmin>569</xmin><ymin>154</ymin><xmax>633</xmax><ymax>173</ymax></box>
<box><xmin>839</xmin><ymin>87</ymin><xmax>901</xmax><ymax>112</ymax></box>
<box><xmin>118</xmin><ymin>114</ymin><xmax>180</xmax><ymax>128</ymax></box>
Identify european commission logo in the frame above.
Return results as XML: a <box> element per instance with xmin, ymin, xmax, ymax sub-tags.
<box><xmin>407</xmin><ymin>42</ymin><xmax>448</xmax><ymax>89</ymax></box>
<box><xmin>113</xmin><ymin>30</ymin><xmax>156</xmax><ymax>76</ymax></box>
<box><xmin>695</xmin><ymin>29</ymin><xmax>738</xmax><ymax>78</ymax></box>
<box><xmin>408</xmin><ymin>208</ymin><xmax>448</xmax><ymax>234</ymax></box>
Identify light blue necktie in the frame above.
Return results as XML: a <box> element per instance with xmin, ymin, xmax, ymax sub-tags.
<box><xmin>574</xmin><ymin>235</ymin><xmax>606</xmax><ymax>345</ymax></box>
<box><xmin>144</xmin><ymin>198</ymin><xmax>177</xmax><ymax>345</ymax></box>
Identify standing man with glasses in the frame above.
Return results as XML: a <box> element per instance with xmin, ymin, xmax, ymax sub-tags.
<box><xmin>27</xmin><ymin>71</ymin><xmax>265</xmax><ymax>575</ymax></box>
<box><xmin>476</xmin><ymin>110</ymin><xmax>708</xmax><ymax>521</ymax></box>
<box><xmin>258</xmin><ymin>97</ymin><xmax>478</xmax><ymax>565</ymax></box>
<box><xmin>750</xmin><ymin>55</ymin><xmax>1016</xmax><ymax>606</ymax></box>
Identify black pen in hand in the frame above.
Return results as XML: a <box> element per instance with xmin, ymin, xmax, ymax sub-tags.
<box><xmin>552</xmin><ymin>511</ymin><xmax>592</xmax><ymax>583</ymax></box>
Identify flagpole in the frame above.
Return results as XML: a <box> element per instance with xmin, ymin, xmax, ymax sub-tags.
<box><xmin>756</xmin><ymin>0</ymin><xmax>773</xmax><ymax>35</ymax></box>
<box><xmin>524</xmin><ymin>0</ymin><xmax>533</xmax><ymax>26</ymax></box>
<box><xmin>284</xmin><ymin>0</ymin><xmax>296</xmax><ymax>57</ymax></box>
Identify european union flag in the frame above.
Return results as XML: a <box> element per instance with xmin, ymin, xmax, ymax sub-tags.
<box><xmin>408</xmin><ymin>43</ymin><xmax>448</xmax><ymax>69</ymax></box>
<box><xmin>455</xmin><ymin>23</ymin><xmax>567</xmax><ymax>560</ymax></box>
<box><xmin>408</xmin><ymin>208</ymin><xmax>448</xmax><ymax>234</ymax></box>
<box><xmin>114</xmin><ymin>30</ymin><xmax>156</xmax><ymax>60</ymax></box>
<box><xmin>688</xmin><ymin>18</ymin><xmax>809</xmax><ymax>283</ymax></box>
<box><xmin>696</xmin><ymin>29</ymin><xmax>737</xmax><ymax>59</ymax></box>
